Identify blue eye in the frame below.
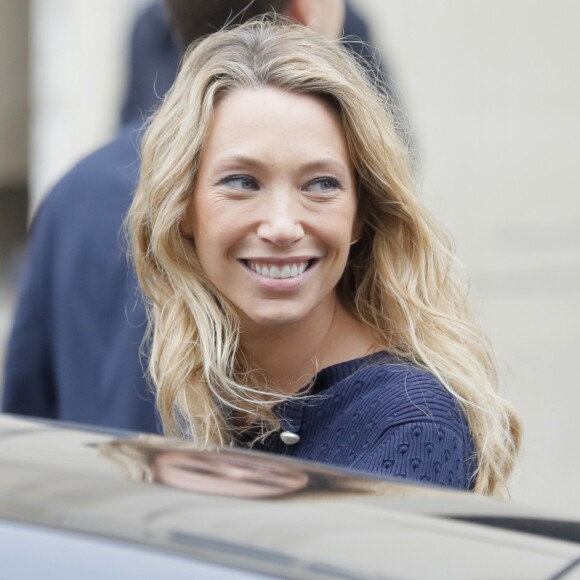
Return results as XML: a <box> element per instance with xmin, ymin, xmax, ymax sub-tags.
<box><xmin>221</xmin><ymin>175</ymin><xmax>258</xmax><ymax>190</ymax></box>
<box><xmin>304</xmin><ymin>177</ymin><xmax>341</xmax><ymax>194</ymax></box>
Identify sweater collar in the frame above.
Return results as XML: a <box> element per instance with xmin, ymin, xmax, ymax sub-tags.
<box><xmin>277</xmin><ymin>350</ymin><xmax>395</xmax><ymax>434</ymax></box>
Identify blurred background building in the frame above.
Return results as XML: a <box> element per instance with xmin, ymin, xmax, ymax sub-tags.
<box><xmin>0</xmin><ymin>0</ymin><xmax>579</xmax><ymax>517</ymax></box>
<box><xmin>0</xmin><ymin>1</ymin><xmax>28</xmax><ymax>371</ymax></box>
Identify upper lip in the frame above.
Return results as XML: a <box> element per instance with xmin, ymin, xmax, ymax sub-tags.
<box><xmin>239</xmin><ymin>256</ymin><xmax>319</xmax><ymax>264</ymax></box>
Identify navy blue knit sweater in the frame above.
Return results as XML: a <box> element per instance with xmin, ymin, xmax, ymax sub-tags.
<box><xmin>252</xmin><ymin>352</ymin><xmax>477</xmax><ymax>490</ymax></box>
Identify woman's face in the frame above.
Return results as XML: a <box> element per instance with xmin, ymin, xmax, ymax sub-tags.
<box><xmin>184</xmin><ymin>87</ymin><xmax>358</xmax><ymax>332</ymax></box>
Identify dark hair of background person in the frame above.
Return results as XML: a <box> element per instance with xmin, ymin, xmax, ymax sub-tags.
<box><xmin>122</xmin><ymin>1</ymin><xmax>403</xmax><ymax>137</ymax></box>
<box><xmin>121</xmin><ymin>1</ymin><xmax>292</xmax><ymax>125</ymax></box>
<box><xmin>165</xmin><ymin>0</ymin><xmax>290</xmax><ymax>49</ymax></box>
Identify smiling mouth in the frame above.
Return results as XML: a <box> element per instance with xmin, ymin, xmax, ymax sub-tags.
<box><xmin>244</xmin><ymin>260</ymin><xmax>314</xmax><ymax>279</ymax></box>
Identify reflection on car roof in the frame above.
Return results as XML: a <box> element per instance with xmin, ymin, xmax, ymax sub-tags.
<box><xmin>1</xmin><ymin>414</ymin><xmax>579</xmax><ymax>579</ymax></box>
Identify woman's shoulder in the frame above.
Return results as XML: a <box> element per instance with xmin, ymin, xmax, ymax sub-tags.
<box><xmin>314</xmin><ymin>351</ymin><xmax>466</xmax><ymax>432</ymax></box>
<box><xmin>299</xmin><ymin>352</ymin><xmax>476</xmax><ymax>488</ymax></box>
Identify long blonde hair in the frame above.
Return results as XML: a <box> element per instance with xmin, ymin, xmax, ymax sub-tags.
<box><xmin>128</xmin><ymin>17</ymin><xmax>520</xmax><ymax>495</ymax></box>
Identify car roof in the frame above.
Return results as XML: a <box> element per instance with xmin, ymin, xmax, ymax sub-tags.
<box><xmin>1</xmin><ymin>414</ymin><xmax>579</xmax><ymax>579</ymax></box>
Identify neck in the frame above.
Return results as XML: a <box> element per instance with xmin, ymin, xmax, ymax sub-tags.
<box><xmin>240</xmin><ymin>298</ymin><xmax>378</xmax><ymax>394</ymax></box>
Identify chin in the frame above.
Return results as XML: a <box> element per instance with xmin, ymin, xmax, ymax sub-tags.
<box><xmin>244</xmin><ymin>307</ymin><xmax>307</xmax><ymax>329</ymax></box>
<box><xmin>249</xmin><ymin>315</ymin><xmax>303</xmax><ymax>329</ymax></box>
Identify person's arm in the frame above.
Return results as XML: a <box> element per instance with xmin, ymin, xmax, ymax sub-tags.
<box><xmin>2</xmin><ymin>200</ymin><xmax>59</xmax><ymax>418</ymax></box>
<box><xmin>120</xmin><ymin>1</ymin><xmax>180</xmax><ymax>125</ymax></box>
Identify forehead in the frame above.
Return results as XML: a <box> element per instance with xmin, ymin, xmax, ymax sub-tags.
<box><xmin>212</xmin><ymin>86</ymin><xmax>340</xmax><ymax>126</ymax></box>
<box><xmin>199</xmin><ymin>86</ymin><xmax>350</xmax><ymax>165</ymax></box>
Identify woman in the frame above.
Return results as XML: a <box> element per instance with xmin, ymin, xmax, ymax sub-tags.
<box><xmin>128</xmin><ymin>17</ymin><xmax>520</xmax><ymax>495</ymax></box>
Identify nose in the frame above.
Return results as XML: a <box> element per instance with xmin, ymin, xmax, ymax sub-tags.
<box><xmin>256</xmin><ymin>191</ymin><xmax>305</xmax><ymax>246</ymax></box>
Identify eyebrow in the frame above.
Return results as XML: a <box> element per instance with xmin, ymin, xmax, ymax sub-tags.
<box><xmin>213</xmin><ymin>154</ymin><xmax>264</xmax><ymax>170</ymax></box>
<box><xmin>213</xmin><ymin>154</ymin><xmax>351</xmax><ymax>175</ymax></box>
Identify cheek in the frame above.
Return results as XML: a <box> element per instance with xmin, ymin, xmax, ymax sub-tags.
<box><xmin>191</xmin><ymin>209</ymin><xmax>243</xmax><ymax>270</ymax></box>
<box><xmin>191</xmin><ymin>192</ymin><xmax>245</xmax><ymax>232</ymax></box>
<box><xmin>324</xmin><ymin>218</ymin><xmax>358</xmax><ymax>262</ymax></box>
<box><xmin>190</xmin><ymin>198</ymin><xmax>224</xmax><ymax>247</ymax></box>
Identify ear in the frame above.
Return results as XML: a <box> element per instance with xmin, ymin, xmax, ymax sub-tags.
<box><xmin>284</xmin><ymin>0</ymin><xmax>319</xmax><ymax>28</ymax></box>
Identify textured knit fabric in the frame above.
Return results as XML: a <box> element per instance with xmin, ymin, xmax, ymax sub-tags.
<box><xmin>251</xmin><ymin>352</ymin><xmax>477</xmax><ymax>490</ymax></box>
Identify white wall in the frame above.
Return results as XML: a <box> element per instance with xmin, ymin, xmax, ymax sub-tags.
<box><xmin>29</xmin><ymin>0</ymin><xmax>151</xmax><ymax>216</ymax></box>
<box><xmin>352</xmin><ymin>0</ymin><xmax>580</xmax><ymax>515</ymax></box>
<box><xmin>0</xmin><ymin>1</ymin><xmax>28</xmax><ymax>394</ymax></box>
<box><xmin>0</xmin><ymin>0</ymin><xmax>28</xmax><ymax>183</ymax></box>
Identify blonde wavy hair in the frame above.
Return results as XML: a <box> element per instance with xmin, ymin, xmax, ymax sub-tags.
<box><xmin>128</xmin><ymin>17</ymin><xmax>521</xmax><ymax>496</ymax></box>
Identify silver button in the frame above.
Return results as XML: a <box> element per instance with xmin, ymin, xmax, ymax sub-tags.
<box><xmin>280</xmin><ymin>431</ymin><xmax>300</xmax><ymax>445</ymax></box>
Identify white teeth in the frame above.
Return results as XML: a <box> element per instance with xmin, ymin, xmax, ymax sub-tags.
<box><xmin>247</xmin><ymin>261</ymin><xmax>309</xmax><ymax>279</ymax></box>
